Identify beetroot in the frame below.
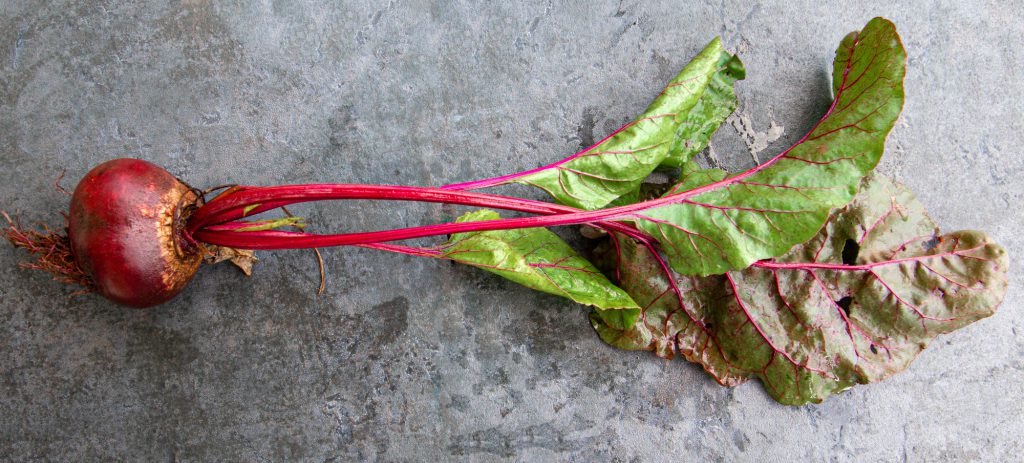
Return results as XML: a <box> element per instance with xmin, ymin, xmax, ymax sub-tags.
<box><xmin>67</xmin><ymin>159</ymin><xmax>202</xmax><ymax>308</ymax></box>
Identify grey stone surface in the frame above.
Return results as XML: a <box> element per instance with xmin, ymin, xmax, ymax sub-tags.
<box><xmin>1</xmin><ymin>1</ymin><xmax>1021</xmax><ymax>461</ymax></box>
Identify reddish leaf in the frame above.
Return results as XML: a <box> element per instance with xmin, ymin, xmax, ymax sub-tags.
<box><xmin>595</xmin><ymin>175</ymin><xmax>1008</xmax><ymax>404</ymax></box>
<box><xmin>590</xmin><ymin>236</ymin><xmax>750</xmax><ymax>386</ymax></box>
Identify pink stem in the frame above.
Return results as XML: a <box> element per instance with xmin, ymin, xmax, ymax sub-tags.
<box><xmin>194</xmin><ymin>204</ymin><xmax>642</xmax><ymax>248</ymax></box>
<box><xmin>188</xmin><ymin>184</ymin><xmax>576</xmax><ymax>234</ymax></box>
<box><xmin>355</xmin><ymin>243</ymin><xmax>443</xmax><ymax>258</ymax></box>
<box><xmin>189</xmin><ymin>183</ymin><xmax>650</xmax><ymax>241</ymax></box>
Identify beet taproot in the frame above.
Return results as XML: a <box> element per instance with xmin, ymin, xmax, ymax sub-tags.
<box><xmin>67</xmin><ymin>159</ymin><xmax>202</xmax><ymax>308</ymax></box>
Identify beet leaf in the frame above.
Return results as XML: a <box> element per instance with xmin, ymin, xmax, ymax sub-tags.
<box><xmin>631</xmin><ymin>17</ymin><xmax>906</xmax><ymax>276</ymax></box>
<box><xmin>590</xmin><ymin>236</ymin><xmax>749</xmax><ymax>386</ymax></box>
<box><xmin>447</xmin><ymin>38</ymin><xmax>742</xmax><ymax>210</ymax></box>
<box><xmin>593</xmin><ymin>174</ymin><xmax>1008</xmax><ymax>404</ymax></box>
<box><xmin>661</xmin><ymin>51</ymin><xmax>744</xmax><ymax>168</ymax></box>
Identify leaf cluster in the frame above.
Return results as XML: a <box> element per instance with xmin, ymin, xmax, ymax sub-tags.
<box><xmin>434</xmin><ymin>18</ymin><xmax>1008</xmax><ymax>404</ymax></box>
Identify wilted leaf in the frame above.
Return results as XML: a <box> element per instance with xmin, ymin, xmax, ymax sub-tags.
<box><xmin>594</xmin><ymin>174</ymin><xmax>1008</xmax><ymax>404</ymax></box>
<box><xmin>206</xmin><ymin>245</ymin><xmax>259</xmax><ymax>276</ymax></box>
<box><xmin>590</xmin><ymin>235</ymin><xmax>750</xmax><ymax>386</ymax></box>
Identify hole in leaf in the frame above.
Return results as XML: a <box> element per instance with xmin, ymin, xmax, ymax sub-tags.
<box><xmin>836</xmin><ymin>296</ymin><xmax>853</xmax><ymax>316</ymax></box>
<box><xmin>870</xmin><ymin>344</ymin><xmax>879</xmax><ymax>355</ymax></box>
<box><xmin>841</xmin><ymin>239</ymin><xmax>860</xmax><ymax>265</ymax></box>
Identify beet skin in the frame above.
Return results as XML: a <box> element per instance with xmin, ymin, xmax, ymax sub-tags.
<box><xmin>68</xmin><ymin>159</ymin><xmax>202</xmax><ymax>308</ymax></box>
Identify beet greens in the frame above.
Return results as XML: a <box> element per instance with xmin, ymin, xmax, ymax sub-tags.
<box><xmin>592</xmin><ymin>175</ymin><xmax>1007</xmax><ymax>404</ymax></box>
<box><xmin>3</xmin><ymin>17</ymin><xmax>1008</xmax><ymax>404</ymax></box>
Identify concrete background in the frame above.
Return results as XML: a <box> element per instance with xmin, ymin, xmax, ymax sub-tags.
<box><xmin>1</xmin><ymin>1</ymin><xmax>1021</xmax><ymax>461</ymax></box>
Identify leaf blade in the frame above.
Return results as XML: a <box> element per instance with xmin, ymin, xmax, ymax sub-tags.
<box><xmin>635</xmin><ymin>17</ymin><xmax>907</xmax><ymax>276</ymax></box>
<box><xmin>590</xmin><ymin>234</ymin><xmax>750</xmax><ymax>386</ymax></box>
<box><xmin>662</xmin><ymin>53</ymin><xmax>745</xmax><ymax>168</ymax></box>
<box><xmin>717</xmin><ymin>175</ymin><xmax>1007</xmax><ymax>404</ymax></box>
<box><xmin>514</xmin><ymin>39</ymin><xmax>743</xmax><ymax>209</ymax></box>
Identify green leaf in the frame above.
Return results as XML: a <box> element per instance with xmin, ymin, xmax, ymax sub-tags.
<box><xmin>662</xmin><ymin>53</ymin><xmax>745</xmax><ymax>168</ymax></box>
<box><xmin>594</xmin><ymin>174</ymin><xmax>1009</xmax><ymax>404</ymax></box>
<box><xmin>515</xmin><ymin>38</ymin><xmax>743</xmax><ymax>210</ymax></box>
<box><xmin>436</xmin><ymin>210</ymin><xmax>640</xmax><ymax>327</ymax></box>
<box><xmin>634</xmin><ymin>17</ymin><xmax>907</xmax><ymax>276</ymax></box>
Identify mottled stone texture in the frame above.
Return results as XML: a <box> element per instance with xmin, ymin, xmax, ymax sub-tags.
<box><xmin>1</xmin><ymin>1</ymin><xmax>1021</xmax><ymax>461</ymax></box>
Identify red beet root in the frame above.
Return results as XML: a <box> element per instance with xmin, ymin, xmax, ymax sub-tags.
<box><xmin>67</xmin><ymin>159</ymin><xmax>202</xmax><ymax>308</ymax></box>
